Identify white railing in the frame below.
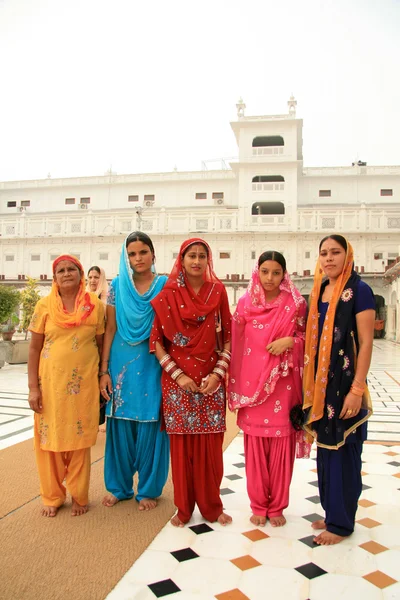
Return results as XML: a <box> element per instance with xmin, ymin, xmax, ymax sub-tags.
<box><xmin>252</xmin><ymin>182</ymin><xmax>284</xmax><ymax>192</ymax></box>
<box><xmin>250</xmin><ymin>215</ymin><xmax>287</xmax><ymax>227</ymax></box>
<box><xmin>252</xmin><ymin>146</ymin><xmax>284</xmax><ymax>156</ymax></box>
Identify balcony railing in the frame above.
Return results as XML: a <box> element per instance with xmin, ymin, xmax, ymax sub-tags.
<box><xmin>252</xmin><ymin>146</ymin><xmax>284</xmax><ymax>156</ymax></box>
<box><xmin>252</xmin><ymin>182</ymin><xmax>284</xmax><ymax>192</ymax></box>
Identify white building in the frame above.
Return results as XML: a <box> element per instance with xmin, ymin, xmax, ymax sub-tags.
<box><xmin>1</xmin><ymin>96</ymin><xmax>399</xmax><ymax>323</ymax></box>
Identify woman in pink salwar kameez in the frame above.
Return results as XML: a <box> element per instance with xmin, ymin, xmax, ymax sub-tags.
<box><xmin>229</xmin><ymin>251</ymin><xmax>309</xmax><ymax>527</ymax></box>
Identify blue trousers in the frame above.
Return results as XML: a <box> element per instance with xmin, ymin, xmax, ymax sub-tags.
<box><xmin>104</xmin><ymin>417</ymin><xmax>169</xmax><ymax>502</ymax></box>
<box><xmin>317</xmin><ymin>441</ymin><xmax>362</xmax><ymax>537</ymax></box>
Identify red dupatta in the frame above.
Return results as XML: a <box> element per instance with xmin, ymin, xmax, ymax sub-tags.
<box><xmin>151</xmin><ymin>238</ymin><xmax>224</xmax><ymax>359</ymax></box>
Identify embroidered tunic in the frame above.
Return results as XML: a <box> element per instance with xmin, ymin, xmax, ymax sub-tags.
<box><xmin>150</xmin><ymin>281</ymin><xmax>231</xmax><ymax>434</ymax></box>
<box><xmin>29</xmin><ymin>295</ymin><xmax>105</xmax><ymax>452</ymax></box>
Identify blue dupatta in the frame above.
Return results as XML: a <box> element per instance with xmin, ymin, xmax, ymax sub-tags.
<box><xmin>106</xmin><ymin>238</ymin><xmax>167</xmax><ymax>421</ymax></box>
<box><xmin>116</xmin><ymin>238</ymin><xmax>166</xmax><ymax>344</ymax></box>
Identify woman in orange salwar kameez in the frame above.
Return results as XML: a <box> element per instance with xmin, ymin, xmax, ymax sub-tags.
<box><xmin>28</xmin><ymin>255</ymin><xmax>105</xmax><ymax>517</ymax></box>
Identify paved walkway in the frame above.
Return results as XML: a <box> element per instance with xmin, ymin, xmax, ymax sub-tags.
<box><xmin>1</xmin><ymin>340</ymin><xmax>400</xmax><ymax>599</ymax></box>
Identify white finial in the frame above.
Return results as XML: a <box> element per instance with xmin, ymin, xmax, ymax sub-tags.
<box><xmin>288</xmin><ymin>94</ymin><xmax>297</xmax><ymax>117</ymax></box>
<box><xmin>236</xmin><ymin>97</ymin><xmax>246</xmax><ymax>118</ymax></box>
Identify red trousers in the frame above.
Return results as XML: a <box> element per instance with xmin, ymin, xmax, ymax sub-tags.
<box><xmin>170</xmin><ymin>432</ymin><xmax>224</xmax><ymax>523</ymax></box>
<box><xmin>244</xmin><ymin>432</ymin><xmax>296</xmax><ymax>517</ymax></box>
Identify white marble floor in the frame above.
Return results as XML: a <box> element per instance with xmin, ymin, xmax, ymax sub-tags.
<box><xmin>105</xmin><ymin>340</ymin><xmax>400</xmax><ymax>600</ymax></box>
<box><xmin>1</xmin><ymin>341</ymin><xmax>400</xmax><ymax>599</ymax></box>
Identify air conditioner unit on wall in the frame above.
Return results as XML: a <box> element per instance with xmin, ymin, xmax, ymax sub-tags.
<box><xmin>79</xmin><ymin>203</ymin><xmax>88</xmax><ymax>209</ymax></box>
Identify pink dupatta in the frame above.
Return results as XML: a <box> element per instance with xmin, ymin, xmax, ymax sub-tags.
<box><xmin>229</xmin><ymin>265</ymin><xmax>310</xmax><ymax>458</ymax></box>
<box><xmin>229</xmin><ymin>267</ymin><xmax>306</xmax><ymax>411</ymax></box>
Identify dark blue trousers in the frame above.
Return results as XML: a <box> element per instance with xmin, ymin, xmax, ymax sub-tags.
<box><xmin>317</xmin><ymin>441</ymin><xmax>362</xmax><ymax>537</ymax></box>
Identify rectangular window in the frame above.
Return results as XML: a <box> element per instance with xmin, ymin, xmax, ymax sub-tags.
<box><xmin>251</xmin><ymin>251</ymin><xmax>256</xmax><ymax>260</ymax></box>
<box><xmin>219</xmin><ymin>252</ymin><xmax>231</xmax><ymax>259</ymax></box>
<box><xmin>305</xmin><ymin>251</ymin><xmax>311</xmax><ymax>259</ymax></box>
<box><xmin>80</xmin><ymin>197</ymin><xmax>90</xmax><ymax>204</ymax></box>
<box><xmin>144</xmin><ymin>195</ymin><xmax>155</xmax><ymax>202</ymax></box>
<box><xmin>319</xmin><ymin>190</ymin><xmax>331</xmax><ymax>197</ymax></box>
<box><xmin>71</xmin><ymin>223</ymin><xmax>82</xmax><ymax>233</ymax></box>
<box><xmin>195</xmin><ymin>193</ymin><xmax>207</xmax><ymax>200</ymax></box>
<box><xmin>5</xmin><ymin>255</ymin><xmax>15</xmax><ymax>262</ymax></box>
<box><xmin>172</xmin><ymin>252</ymin><xmax>179</xmax><ymax>259</ymax></box>
<box><xmin>121</xmin><ymin>220</ymin><xmax>131</xmax><ymax>231</ymax></box>
<box><xmin>31</xmin><ymin>254</ymin><xmax>41</xmax><ymax>261</ymax></box>
<box><xmin>374</xmin><ymin>253</ymin><xmax>383</xmax><ymax>260</ymax></box>
<box><xmin>65</xmin><ymin>198</ymin><xmax>75</xmax><ymax>205</ymax></box>
<box><xmin>380</xmin><ymin>189</ymin><xmax>393</xmax><ymax>196</ymax></box>
<box><xmin>212</xmin><ymin>192</ymin><xmax>224</xmax><ymax>199</ymax></box>
<box><xmin>50</xmin><ymin>254</ymin><xmax>59</xmax><ymax>262</ymax></box>
<box><xmin>7</xmin><ymin>201</ymin><xmax>17</xmax><ymax>207</ymax></box>
<box><xmin>99</xmin><ymin>253</ymin><xmax>109</xmax><ymax>261</ymax></box>
<box><xmin>21</xmin><ymin>200</ymin><xmax>30</xmax><ymax>207</ymax></box>
<box><xmin>388</xmin><ymin>252</ymin><xmax>398</xmax><ymax>258</ymax></box>
<box><xmin>128</xmin><ymin>195</ymin><xmax>139</xmax><ymax>202</ymax></box>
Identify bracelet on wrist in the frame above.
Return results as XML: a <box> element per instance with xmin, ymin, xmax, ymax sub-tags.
<box><xmin>98</xmin><ymin>370</ymin><xmax>109</xmax><ymax>377</ymax></box>
<box><xmin>159</xmin><ymin>354</ymin><xmax>172</xmax><ymax>367</ymax></box>
<box><xmin>171</xmin><ymin>368</ymin><xmax>184</xmax><ymax>381</ymax></box>
<box><xmin>350</xmin><ymin>386</ymin><xmax>364</xmax><ymax>397</ymax></box>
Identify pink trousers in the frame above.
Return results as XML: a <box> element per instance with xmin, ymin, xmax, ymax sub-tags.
<box><xmin>244</xmin><ymin>432</ymin><xmax>296</xmax><ymax>517</ymax></box>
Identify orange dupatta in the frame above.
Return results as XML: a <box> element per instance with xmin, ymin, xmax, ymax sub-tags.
<box><xmin>49</xmin><ymin>255</ymin><xmax>95</xmax><ymax>328</ymax></box>
<box><xmin>302</xmin><ymin>240</ymin><xmax>355</xmax><ymax>425</ymax></box>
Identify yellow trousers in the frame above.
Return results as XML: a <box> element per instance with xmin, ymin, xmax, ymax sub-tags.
<box><xmin>34</xmin><ymin>437</ymin><xmax>91</xmax><ymax>507</ymax></box>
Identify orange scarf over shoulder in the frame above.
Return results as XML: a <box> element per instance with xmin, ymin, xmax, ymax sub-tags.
<box><xmin>49</xmin><ymin>255</ymin><xmax>95</xmax><ymax>328</ymax></box>
<box><xmin>302</xmin><ymin>241</ymin><xmax>354</xmax><ymax>424</ymax></box>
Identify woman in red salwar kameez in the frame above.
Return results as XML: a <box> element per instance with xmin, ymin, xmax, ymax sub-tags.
<box><xmin>150</xmin><ymin>238</ymin><xmax>232</xmax><ymax>527</ymax></box>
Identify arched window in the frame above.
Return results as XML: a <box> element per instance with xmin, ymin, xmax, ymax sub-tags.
<box><xmin>252</xmin><ymin>175</ymin><xmax>284</xmax><ymax>192</ymax></box>
<box><xmin>252</xmin><ymin>202</ymin><xmax>285</xmax><ymax>215</ymax></box>
<box><xmin>252</xmin><ymin>175</ymin><xmax>284</xmax><ymax>182</ymax></box>
<box><xmin>252</xmin><ymin>136</ymin><xmax>284</xmax><ymax>147</ymax></box>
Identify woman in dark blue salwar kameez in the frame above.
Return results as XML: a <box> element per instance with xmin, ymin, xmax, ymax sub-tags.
<box><xmin>303</xmin><ymin>235</ymin><xmax>375</xmax><ymax>545</ymax></box>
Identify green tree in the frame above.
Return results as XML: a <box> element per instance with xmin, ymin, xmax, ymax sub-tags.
<box><xmin>0</xmin><ymin>285</ymin><xmax>21</xmax><ymax>328</ymax></box>
<box><xmin>20</xmin><ymin>278</ymin><xmax>41</xmax><ymax>339</ymax></box>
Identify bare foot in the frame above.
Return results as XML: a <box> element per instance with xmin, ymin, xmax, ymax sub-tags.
<box><xmin>250</xmin><ymin>514</ymin><xmax>267</xmax><ymax>527</ymax></box>
<box><xmin>138</xmin><ymin>498</ymin><xmax>157</xmax><ymax>511</ymax></box>
<box><xmin>269</xmin><ymin>515</ymin><xmax>286</xmax><ymax>527</ymax></box>
<box><xmin>71</xmin><ymin>499</ymin><xmax>88</xmax><ymax>516</ymax></box>
<box><xmin>314</xmin><ymin>531</ymin><xmax>345</xmax><ymax>545</ymax></box>
<box><xmin>98</xmin><ymin>425</ymin><xmax>106</xmax><ymax>433</ymax></box>
<box><xmin>311</xmin><ymin>519</ymin><xmax>326</xmax><ymax>530</ymax></box>
<box><xmin>102</xmin><ymin>493</ymin><xmax>119</xmax><ymax>507</ymax></box>
<box><xmin>217</xmin><ymin>512</ymin><xmax>232</xmax><ymax>526</ymax></box>
<box><xmin>41</xmin><ymin>505</ymin><xmax>58</xmax><ymax>517</ymax></box>
<box><xmin>170</xmin><ymin>514</ymin><xmax>185</xmax><ymax>527</ymax></box>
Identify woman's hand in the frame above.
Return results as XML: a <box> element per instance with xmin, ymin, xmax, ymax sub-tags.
<box><xmin>266</xmin><ymin>337</ymin><xmax>294</xmax><ymax>356</ymax></box>
<box><xmin>28</xmin><ymin>388</ymin><xmax>43</xmax><ymax>413</ymax></box>
<box><xmin>200</xmin><ymin>374</ymin><xmax>220</xmax><ymax>395</ymax></box>
<box><xmin>100</xmin><ymin>374</ymin><xmax>113</xmax><ymax>402</ymax></box>
<box><xmin>339</xmin><ymin>391</ymin><xmax>362</xmax><ymax>420</ymax></box>
<box><xmin>176</xmin><ymin>374</ymin><xmax>199</xmax><ymax>393</ymax></box>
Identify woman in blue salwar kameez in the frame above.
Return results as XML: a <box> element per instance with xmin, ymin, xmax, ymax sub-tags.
<box><xmin>100</xmin><ymin>232</ymin><xmax>169</xmax><ymax>510</ymax></box>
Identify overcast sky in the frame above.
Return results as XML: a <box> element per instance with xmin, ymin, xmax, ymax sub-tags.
<box><xmin>0</xmin><ymin>0</ymin><xmax>399</xmax><ymax>181</ymax></box>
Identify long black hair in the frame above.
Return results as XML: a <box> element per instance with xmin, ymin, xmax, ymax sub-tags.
<box><xmin>319</xmin><ymin>234</ymin><xmax>347</xmax><ymax>252</ymax></box>
<box><xmin>258</xmin><ymin>250</ymin><xmax>286</xmax><ymax>272</ymax></box>
<box><xmin>125</xmin><ymin>231</ymin><xmax>155</xmax><ymax>255</ymax></box>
